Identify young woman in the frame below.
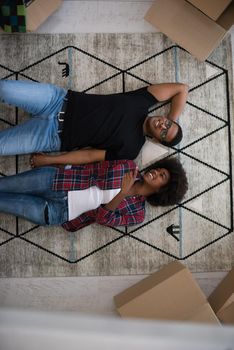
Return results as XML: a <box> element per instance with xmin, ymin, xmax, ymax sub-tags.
<box><xmin>0</xmin><ymin>158</ymin><xmax>188</xmax><ymax>232</ymax></box>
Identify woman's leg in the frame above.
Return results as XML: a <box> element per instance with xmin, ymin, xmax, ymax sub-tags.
<box><xmin>0</xmin><ymin>80</ymin><xmax>67</xmax><ymax>155</ymax></box>
<box><xmin>0</xmin><ymin>193</ymin><xmax>68</xmax><ymax>226</ymax></box>
<box><xmin>0</xmin><ymin>166</ymin><xmax>58</xmax><ymax>195</ymax></box>
<box><xmin>0</xmin><ymin>167</ymin><xmax>68</xmax><ymax>225</ymax></box>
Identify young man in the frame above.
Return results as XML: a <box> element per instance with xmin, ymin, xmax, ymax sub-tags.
<box><xmin>0</xmin><ymin>80</ymin><xmax>188</xmax><ymax>165</ymax></box>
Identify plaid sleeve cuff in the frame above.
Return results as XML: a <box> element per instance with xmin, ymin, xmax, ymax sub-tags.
<box><xmin>95</xmin><ymin>205</ymin><xmax>116</xmax><ymax>224</ymax></box>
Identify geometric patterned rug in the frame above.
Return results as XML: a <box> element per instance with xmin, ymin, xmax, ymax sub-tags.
<box><xmin>0</xmin><ymin>33</ymin><xmax>233</xmax><ymax>277</ymax></box>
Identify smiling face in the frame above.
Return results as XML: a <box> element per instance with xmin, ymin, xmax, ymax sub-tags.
<box><xmin>146</xmin><ymin>116</ymin><xmax>179</xmax><ymax>143</ymax></box>
<box><xmin>143</xmin><ymin>167</ymin><xmax>170</xmax><ymax>193</ymax></box>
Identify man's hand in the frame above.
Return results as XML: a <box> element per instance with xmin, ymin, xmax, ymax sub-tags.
<box><xmin>30</xmin><ymin>153</ymin><xmax>49</xmax><ymax>168</ymax></box>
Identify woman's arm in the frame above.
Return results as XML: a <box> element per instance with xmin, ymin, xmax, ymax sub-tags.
<box><xmin>62</xmin><ymin>202</ymin><xmax>145</xmax><ymax>232</ymax></box>
<box><xmin>104</xmin><ymin>169</ymin><xmax>138</xmax><ymax>212</ymax></box>
<box><xmin>147</xmin><ymin>83</ymin><xmax>188</xmax><ymax>121</ymax></box>
<box><xmin>95</xmin><ymin>203</ymin><xmax>145</xmax><ymax>227</ymax></box>
<box><xmin>62</xmin><ymin>169</ymin><xmax>143</xmax><ymax>231</ymax></box>
<box><xmin>30</xmin><ymin>149</ymin><xmax>106</xmax><ymax>167</ymax></box>
<box><xmin>62</xmin><ymin>213</ymin><xmax>95</xmax><ymax>232</ymax></box>
<box><xmin>95</xmin><ymin>168</ymin><xmax>145</xmax><ymax>227</ymax></box>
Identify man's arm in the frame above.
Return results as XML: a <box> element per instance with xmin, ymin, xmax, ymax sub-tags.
<box><xmin>30</xmin><ymin>149</ymin><xmax>106</xmax><ymax>167</ymax></box>
<box><xmin>147</xmin><ymin>83</ymin><xmax>188</xmax><ymax>121</ymax></box>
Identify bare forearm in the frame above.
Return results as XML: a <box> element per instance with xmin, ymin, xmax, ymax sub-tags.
<box><xmin>147</xmin><ymin>83</ymin><xmax>188</xmax><ymax>121</ymax></box>
<box><xmin>31</xmin><ymin>149</ymin><xmax>106</xmax><ymax>167</ymax></box>
<box><xmin>168</xmin><ymin>84</ymin><xmax>188</xmax><ymax>121</ymax></box>
<box><xmin>104</xmin><ymin>191</ymin><xmax>126</xmax><ymax>212</ymax></box>
<box><xmin>46</xmin><ymin>151</ymin><xmax>87</xmax><ymax>165</ymax></box>
<box><xmin>38</xmin><ymin>153</ymin><xmax>69</xmax><ymax>166</ymax></box>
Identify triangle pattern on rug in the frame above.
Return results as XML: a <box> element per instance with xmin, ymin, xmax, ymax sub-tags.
<box><xmin>178</xmin><ymin>102</ymin><xmax>226</xmax><ymax>150</ymax></box>
<box><xmin>20</xmin><ymin>46</ymin><xmax>120</xmax><ymax>92</ymax></box>
<box><xmin>0</xmin><ymin>214</ymin><xmax>17</xmax><ymax>237</ymax></box>
<box><xmin>176</xmin><ymin>47</ymin><xmax>224</xmax><ymax>91</ymax></box>
<box><xmin>0</xmin><ymin>230</ymin><xmax>15</xmax><ymax>246</ymax></box>
<box><xmin>23</xmin><ymin>222</ymin><xmax>124</xmax><ymax>263</ymax></box>
<box><xmin>178</xmin><ymin>153</ymin><xmax>227</xmax><ymax>204</ymax></box>
<box><xmin>189</xmin><ymin>196</ymin><xmax>203</xmax><ymax>213</ymax></box>
<box><xmin>183</xmin><ymin>127</ymin><xmax>230</xmax><ymax>174</ymax></box>
<box><xmin>17</xmin><ymin>216</ymin><xmax>39</xmax><ymax>236</ymax></box>
<box><xmin>83</xmin><ymin>73</ymin><xmax>123</xmax><ymax>94</ymax></box>
<box><xmin>205</xmin><ymin>63</ymin><xmax>221</xmax><ymax>80</ymax></box>
<box><xmin>126</xmin><ymin>47</ymin><xmax>176</xmax><ymax>86</ymax></box>
<box><xmin>183</xmin><ymin>180</ymin><xmax>231</xmax><ymax>229</ymax></box>
<box><xmin>0</xmin><ymin>66</ymin><xmax>16</xmax><ymax>80</ymax></box>
<box><xmin>188</xmin><ymin>74</ymin><xmax>228</xmax><ymax>122</ymax></box>
<box><xmin>181</xmin><ymin>208</ymin><xmax>230</xmax><ymax>259</ymax></box>
<box><xmin>129</xmin><ymin>207</ymin><xmax>181</xmax><ymax>258</ymax></box>
<box><xmin>124</xmin><ymin>72</ymin><xmax>152</xmax><ymax>91</ymax></box>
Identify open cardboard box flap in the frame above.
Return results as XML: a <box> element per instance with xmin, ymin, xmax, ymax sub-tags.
<box><xmin>217</xmin><ymin>302</ymin><xmax>234</xmax><ymax>324</ymax></box>
<box><xmin>187</xmin><ymin>0</ymin><xmax>232</xmax><ymax>21</ymax></box>
<box><xmin>217</xmin><ymin>1</ymin><xmax>234</xmax><ymax>30</ymax></box>
<box><xmin>208</xmin><ymin>268</ymin><xmax>234</xmax><ymax>324</ymax></box>
<box><xmin>144</xmin><ymin>0</ymin><xmax>234</xmax><ymax>61</ymax></box>
<box><xmin>114</xmin><ymin>261</ymin><xmax>219</xmax><ymax>324</ymax></box>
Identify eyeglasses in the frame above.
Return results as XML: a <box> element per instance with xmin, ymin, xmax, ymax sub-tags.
<box><xmin>160</xmin><ymin>119</ymin><xmax>173</xmax><ymax>141</ymax></box>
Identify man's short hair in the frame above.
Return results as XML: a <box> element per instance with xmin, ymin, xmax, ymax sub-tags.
<box><xmin>161</xmin><ymin>122</ymin><xmax>183</xmax><ymax>147</ymax></box>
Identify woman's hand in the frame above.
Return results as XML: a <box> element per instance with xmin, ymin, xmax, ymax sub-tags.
<box><xmin>104</xmin><ymin>167</ymin><xmax>138</xmax><ymax>212</ymax></box>
<box><xmin>30</xmin><ymin>153</ymin><xmax>48</xmax><ymax>168</ymax></box>
<box><xmin>120</xmin><ymin>168</ymin><xmax>138</xmax><ymax>196</ymax></box>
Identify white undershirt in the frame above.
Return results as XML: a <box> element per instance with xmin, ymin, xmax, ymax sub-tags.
<box><xmin>68</xmin><ymin>187</ymin><xmax>121</xmax><ymax>220</ymax></box>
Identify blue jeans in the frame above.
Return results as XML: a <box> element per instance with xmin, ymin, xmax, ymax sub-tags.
<box><xmin>0</xmin><ymin>167</ymin><xmax>68</xmax><ymax>226</ymax></box>
<box><xmin>0</xmin><ymin>80</ymin><xmax>67</xmax><ymax>155</ymax></box>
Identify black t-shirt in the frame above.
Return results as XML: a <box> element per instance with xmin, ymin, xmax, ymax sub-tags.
<box><xmin>60</xmin><ymin>87</ymin><xmax>157</xmax><ymax>160</ymax></box>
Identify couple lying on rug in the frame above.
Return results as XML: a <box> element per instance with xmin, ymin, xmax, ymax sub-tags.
<box><xmin>0</xmin><ymin>79</ymin><xmax>188</xmax><ymax>230</ymax></box>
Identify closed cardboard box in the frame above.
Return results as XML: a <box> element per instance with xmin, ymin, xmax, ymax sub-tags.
<box><xmin>144</xmin><ymin>0</ymin><xmax>234</xmax><ymax>61</ymax></box>
<box><xmin>114</xmin><ymin>261</ymin><xmax>219</xmax><ymax>324</ymax></box>
<box><xmin>208</xmin><ymin>268</ymin><xmax>234</xmax><ymax>324</ymax></box>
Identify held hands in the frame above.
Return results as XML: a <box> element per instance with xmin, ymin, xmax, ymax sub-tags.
<box><xmin>120</xmin><ymin>168</ymin><xmax>138</xmax><ymax>196</ymax></box>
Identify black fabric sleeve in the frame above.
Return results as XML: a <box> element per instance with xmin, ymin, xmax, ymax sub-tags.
<box><xmin>125</xmin><ymin>86</ymin><xmax>158</xmax><ymax>105</ymax></box>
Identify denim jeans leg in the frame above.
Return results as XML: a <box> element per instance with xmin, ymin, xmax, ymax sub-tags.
<box><xmin>0</xmin><ymin>193</ymin><xmax>68</xmax><ymax>226</ymax></box>
<box><xmin>0</xmin><ymin>80</ymin><xmax>67</xmax><ymax>116</ymax></box>
<box><xmin>0</xmin><ymin>167</ymin><xmax>58</xmax><ymax>194</ymax></box>
<box><xmin>0</xmin><ymin>167</ymin><xmax>68</xmax><ymax>225</ymax></box>
<box><xmin>0</xmin><ymin>80</ymin><xmax>67</xmax><ymax>155</ymax></box>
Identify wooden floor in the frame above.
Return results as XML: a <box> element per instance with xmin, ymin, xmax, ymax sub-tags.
<box><xmin>0</xmin><ymin>271</ymin><xmax>227</xmax><ymax>316</ymax></box>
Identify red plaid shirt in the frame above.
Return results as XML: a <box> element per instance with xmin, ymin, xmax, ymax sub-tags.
<box><xmin>52</xmin><ymin>160</ymin><xmax>145</xmax><ymax>232</ymax></box>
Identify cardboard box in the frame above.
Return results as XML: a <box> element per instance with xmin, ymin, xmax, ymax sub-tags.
<box><xmin>217</xmin><ymin>302</ymin><xmax>234</xmax><ymax>324</ymax></box>
<box><xmin>26</xmin><ymin>0</ymin><xmax>62</xmax><ymax>32</ymax></box>
<box><xmin>114</xmin><ymin>261</ymin><xmax>220</xmax><ymax>324</ymax></box>
<box><xmin>144</xmin><ymin>0</ymin><xmax>234</xmax><ymax>61</ymax></box>
<box><xmin>208</xmin><ymin>268</ymin><xmax>234</xmax><ymax>324</ymax></box>
<box><xmin>187</xmin><ymin>0</ymin><xmax>232</xmax><ymax>21</ymax></box>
